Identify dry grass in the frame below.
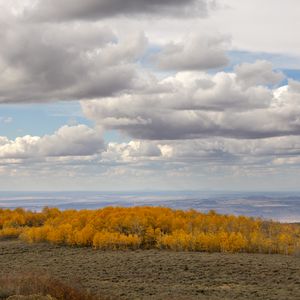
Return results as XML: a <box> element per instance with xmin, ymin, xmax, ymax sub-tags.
<box><xmin>6</xmin><ymin>296</ymin><xmax>55</xmax><ymax>300</ymax></box>
<box><xmin>1</xmin><ymin>240</ymin><xmax>300</xmax><ymax>299</ymax></box>
<box><xmin>0</xmin><ymin>273</ymin><xmax>114</xmax><ymax>300</ymax></box>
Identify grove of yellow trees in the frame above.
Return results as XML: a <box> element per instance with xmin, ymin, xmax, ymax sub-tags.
<box><xmin>0</xmin><ymin>206</ymin><xmax>299</xmax><ymax>254</ymax></box>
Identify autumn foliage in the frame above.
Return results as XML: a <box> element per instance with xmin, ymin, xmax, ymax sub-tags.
<box><xmin>0</xmin><ymin>206</ymin><xmax>300</xmax><ymax>254</ymax></box>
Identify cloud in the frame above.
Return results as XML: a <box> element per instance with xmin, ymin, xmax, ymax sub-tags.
<box><xmin>1</xmin><ymin>127</ymin><xmax>300</xmax><ymax>190</ymax></box>
<box><xmin>81</xmin><ymin>62</ymin><xmax>299</xmax><ymax>140</ymax></box>
<box><xmin>288</xmin><ymin>79</ymin><xmax>300</xmax><ymax>93</ymax></box>
<box><xmin>28</xmin><ymin>0</ymin><xmax>216</xmax><ymax>21</ymax></box>
<box><xmin>0</xmin><ymin>1</ymin><xmax>219</xmax><ymax>104</ymax></box>
<box><xmin>0</xmin><ymin>117</ymin><xmax>13</xmax><ymax>124</ymax></box>
<box><xmin>103</xmin><ymin>141</ymin><xmax>163</xmax><ymax>163</ymax></box>
<box><xmin>102</xmin><ymin>135</ymin><xmax>300</xmax><ymax>170</ymax></box>
<box><xmin>153</xmin><ymin>34</ymin><xmax>229</xmax><ymax>71</ymax></box>
<box><xmin>1</xmin><ymin>0</ymin><xmax>300</xmax><ymax>191</ymax></box>
<box><xmin>204</xmin><ymin>0</ymin><xmax>300</xmax><ymax>56</ymax></box>
<box><xmin>235</xmin><ymin>60</ymin><xmax>284</xmax><ymax>87</ymax></box>
<box><xmin>0</xmin><ymin>18</ymin><xmax>147</xmax><ymax>103</ymax></box>
<box><xmin>0</xmin><ymin>125</ymin><xmax>104</xmax><ymax>160</ymax></box>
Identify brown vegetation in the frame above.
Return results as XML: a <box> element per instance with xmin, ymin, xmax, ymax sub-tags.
<box><xmin>1</xmin><ymin>240</ymin><xmax>300</xmax><ymax>300</ymax></box>
<box><xmin>6</xmin><ymin>295</ymin><xmax>55</xmax><ymax>300</ymax></box>
<box><xmin>0</xmin><ymin>272</ymin><xmax>111</xmax><ymax>300</ymax></box>
<box><xmin>1</xmin><ymin>206</ymin><xmax>300</xmax><ymax>254</ymax></box>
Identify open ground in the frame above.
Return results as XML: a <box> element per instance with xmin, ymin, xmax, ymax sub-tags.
<box><xmin>1</xmin><ymin>240</ymin><xmax>300</xmax><ymax>299</ymax></box>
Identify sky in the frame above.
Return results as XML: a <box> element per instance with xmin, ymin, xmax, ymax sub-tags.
<box><xmin>0</xmin><ymin>0</ymin><xmax>300</xmax><ymax>191</ymax></box>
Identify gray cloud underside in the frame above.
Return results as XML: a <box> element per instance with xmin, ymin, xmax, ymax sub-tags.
<box><xmin>82</xmin><ymin>61</ymin><xmax>300</xmax><ymax>140</ymax></box>
<box><xmin>153</xmin><ymin>34</ymin><xmax>229</xmax><ymax>71</ymax></box>
<box><xmin>234</xmin><ymin>60</ymin><xmax>284</xmax><ymax>87</ymax></box>
<box><xmin>0</xmin><ymin>1</ymin><xmax>221</xmax><ymax>104</ymax></box>
<box><xmin>2</xmin><ymin>128</ymin><xmax>300</xmax><ymax>169</ymax></box>
<box><xmin>0</xmin><ymin>16</ymin><xmax>147</xmax><ymax>103</ymax></box>
<box><xmin>0</xmin><ymin>18</ymin><xmax>230</xmax><ymax>103</ymax></box>
<box><xmin>104</xmin><ymin>136</ymin><xmax>300</xmax><ymax>166</ymax></box>
<box><xmin>28</xmin><ymin>0</ymin><xmax>215</xmax><ymax>21</ymax></box>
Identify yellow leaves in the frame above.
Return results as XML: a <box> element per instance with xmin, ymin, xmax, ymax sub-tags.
<box><xmin>93</xmin><ymin>231</ymin><xmax>141</xmax><ymax>250</ymax></box>
<box><xmin>21</xmin><ymin>226</ymin><xmax>51</xmax><ymax>243</ymax></box>
<box><xmin>158</xmin><ymin>230</ymin><xmax>193</xmax><ymax>251</ymax></box>
<box><xmin>47</xmin><ymin>224</ymin><xmax>73</xmax><ymax>245</ymax></box>
<box><xmin>1</xmin><ymin>206</ymin><xmax>300</xmax><ymax>254</ymax></box>
<box><xmin>193</xmin><ymin>232</ymin><xmax>218</xmax><ymax>252</ymax></box>
<box><xmin>143</xmin><ymin>227</ymin><xmax>162</xmax><ymax>248</ymax></box>
<box><xmin>157</xmin><ymin>231</ymin><xmax>247</xmax><ymax>253</ymax></box>
<box><xmin>72</xmin><ymin>225</ymin><xmax>96</xmax><ymax>246</ymax></box>
<box><xmin>0</xmin><ymin>227</ymin><xmax>23</xmax><ymax>240</ymax></box>
<box><xmin>21</xmin><ymin>224</ymin><xmax>72</xmax><ymax>245</ymax></box>
<box><xmin>227</xmin><ymin>232</ymin><xmax>248</xmax><ymax>252</ymax></box>
<box><xmin>278</xmin><ymin>233</ymin><xmax>294</xmax><ymax>255</ymax></box>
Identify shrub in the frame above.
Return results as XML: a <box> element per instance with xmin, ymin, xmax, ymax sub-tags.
<box><xmin>0</xmin><ymin>273</ymin><xmax>112</xmax><ymax>300</ymax></box>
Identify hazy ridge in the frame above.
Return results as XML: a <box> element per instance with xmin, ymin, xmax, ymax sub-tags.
<box><xmin>1</xmin><ymin>191</ymin><xmax>300</xmax><ymax>223</ymax></box>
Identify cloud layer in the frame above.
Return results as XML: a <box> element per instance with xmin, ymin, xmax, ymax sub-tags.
<box><xmin>28</xmin><ymin>0</ymin><xmax>216</xmax><ymax>21</ymax></box>
<box><xmin>0</xmin><ymin>125</ymin><xmax>104</xmax><ymax>160</ymax></box>
<box><xmin>0</xmin><ymin>17</ymin><xmax>147</xmax><ymax>103</ymax></box>
<box><xmin>1</xmin><ymin>0</ymin><xmax>300</xmax><ymax>190</ymax></box>
<box><xmin>82</xmin><ymin>61</ymin><xmax>300</xmax><ymax>140</ymax></box>
<box><xmin>153</xmin><ymin>34</ymin><xmax>229</xmax><ymax>71</ymax></box>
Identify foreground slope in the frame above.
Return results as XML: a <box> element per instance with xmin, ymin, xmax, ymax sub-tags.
<box><xmin>1</xmin><ymin>240</ymin><xmax>300</xmax><ymax>300</ymax></box>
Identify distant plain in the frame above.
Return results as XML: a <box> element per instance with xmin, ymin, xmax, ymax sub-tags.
<box><xmin>1</xmin><ymin>191</ymin><xmax>300</xmax><ymax>222</ymax></box>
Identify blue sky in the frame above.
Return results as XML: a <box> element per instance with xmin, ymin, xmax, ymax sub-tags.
<box><xmin>0</xmin><ymin>102</ymin><xmax>87</xmax><ymax>139</ymax></box>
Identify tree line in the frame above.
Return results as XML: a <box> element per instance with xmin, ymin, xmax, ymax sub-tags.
<box><xmin>0</xmin><ymin>206</ymin><xmax>299</xmax><ymax>254</ymax></box>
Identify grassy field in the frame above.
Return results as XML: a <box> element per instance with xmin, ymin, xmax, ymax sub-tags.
<box><xmin>0</xmin><ymin>240</ymin><xmax>300</xmax><ymax>299</ymax></box>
